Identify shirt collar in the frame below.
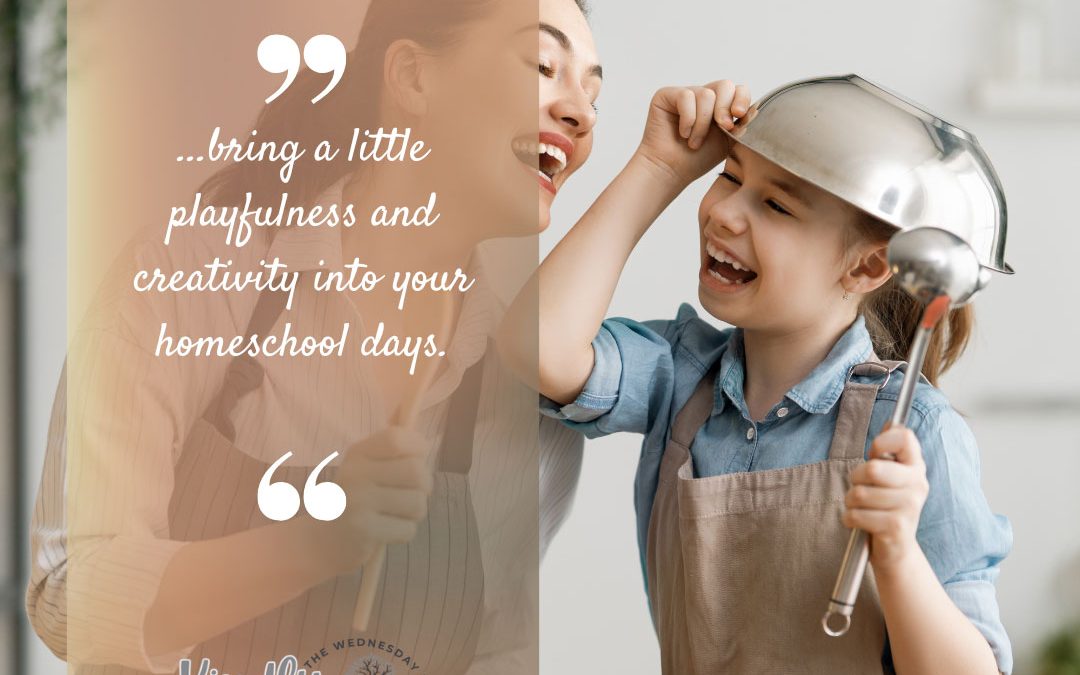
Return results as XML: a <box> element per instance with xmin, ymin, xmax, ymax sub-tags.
<box><xmin>714</xmin><ymin>316</ymin><xmax>875</xmax><ymax>417</ymax></box>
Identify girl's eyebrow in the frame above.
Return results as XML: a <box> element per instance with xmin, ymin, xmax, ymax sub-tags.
<box><xmin>524</xmin><ymin>23</ymin><xmax>604</xmax><ymax>80</ymax></box>
<box><xmin>767</xmin><ymin>177</ymin><xmax>812</xmax><ymax>209</ymax></box>
<box><xmin>728</xmin><ymin>145</ymin><xmax>811</xmax><ymax>208</ymax></box>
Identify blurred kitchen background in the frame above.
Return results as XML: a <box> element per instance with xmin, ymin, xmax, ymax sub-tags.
<box><xmin>1</xmin><ymin>0</ymin><xmax>1078</xmax><ymax>673</ymax></box>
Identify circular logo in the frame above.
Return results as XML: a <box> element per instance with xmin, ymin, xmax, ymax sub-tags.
<box><xmin>347</xmin><ymin>655</ymin><xmax>396</xmax><ymax>675</ymax></box>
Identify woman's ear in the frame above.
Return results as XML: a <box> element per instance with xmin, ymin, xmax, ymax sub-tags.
<box><xmin>383</xmin><ymin>39</ymin><xmax>431</xmax><ymax>117</ymax></box>
<box><xmin>844</xmin><ymin>242</ymin><xmax>891</xmax><ymax>296</ymax></box>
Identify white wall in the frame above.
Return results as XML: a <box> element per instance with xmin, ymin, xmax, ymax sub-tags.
<box><xmin>20</xmin><ymin>11</ymin><xmax>67</xmax><ymax>673</ymax></box>
<box><xmin>539</xmin><ymin>1</ymin><xmax>1080</xmax><ymax>673</ymax></box>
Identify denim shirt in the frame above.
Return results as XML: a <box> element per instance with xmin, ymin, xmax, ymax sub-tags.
<box><xmin>542</xmin><ymin>303</ymin><xmax>1013</xmax><ymax>673</ymax></box>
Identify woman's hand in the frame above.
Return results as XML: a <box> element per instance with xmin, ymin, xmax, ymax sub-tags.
<box><xmin>843</xmin><ymin>426</ymin><xmax>931</xmax><ymax>573</ymax></box>
<box><xmin>317</xmin><ymin>427</ymin><xmax>435</xmax><ymax>575</ymax></box>
<box><xmin>633</xmin><ymin>80</ymin><xmax>750</xmax><ymax>190</ymax></box>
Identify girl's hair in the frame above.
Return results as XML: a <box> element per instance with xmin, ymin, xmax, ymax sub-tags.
<box><xmin>199</xmin><ymin>0</ymin><xmax>591</xmax><ymax>208</ymax></box>
<box><xmin>851</xmin><ymin>216</ymin><xmax>975</xmax><ymax>387</ymax></box>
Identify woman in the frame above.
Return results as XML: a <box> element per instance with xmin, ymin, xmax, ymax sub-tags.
<box><xmin>26</xmin><ymin>0</ymin><xmax>601</xmax><ymax>673</ymax></box>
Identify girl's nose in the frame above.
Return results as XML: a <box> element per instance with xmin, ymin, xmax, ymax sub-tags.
<box><xmin>706</xmin><ymin>194</ymin><xmax>751</xmax><ymax>236</ymax></box>
<box><xmin>548</xmin><ymin>85</ymin><xmax>597</xmax><ymax>137</ymax></box>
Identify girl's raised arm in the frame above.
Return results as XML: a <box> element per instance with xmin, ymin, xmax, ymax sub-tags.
<box><xmin>499</xmin><ymin>81</ymin><xmax>750</xmax><ymax>404</ymax></box>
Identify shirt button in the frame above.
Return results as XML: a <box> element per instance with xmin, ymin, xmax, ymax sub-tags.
<box><xmin>746</xmin><ymin>427</ymin><xmax>756</xmax><ymax>441</ymax></box>
<box><xmin>777</xmin><ymin>407</ymin><xmax>789</xmax><ymax>418</ymax></box>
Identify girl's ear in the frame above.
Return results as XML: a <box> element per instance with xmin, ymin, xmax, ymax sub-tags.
<box><xmin>383</xmin><ymin>39</ymin><xmax>431</xmax><ymax>117</ymax></box>
<box><xmin>844</xmin><ymin>242</ymin><xmax>891</xmax><ymax>296</ymax></box>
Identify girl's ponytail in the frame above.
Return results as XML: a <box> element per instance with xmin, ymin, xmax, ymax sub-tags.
<box><xmin>854</xmin><ymin>216</ymin><xmax>975</xmax><ymax>388</ymax></box>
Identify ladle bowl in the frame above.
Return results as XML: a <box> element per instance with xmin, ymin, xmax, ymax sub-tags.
<box><xmin>887</xmin><ymin>227</ymin><xmax>990</xmax><ymax>307</ymax></box>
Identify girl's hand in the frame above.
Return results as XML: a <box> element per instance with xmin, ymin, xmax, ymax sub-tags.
<box><xmin>633</xmin><ymin>80</ymin><xmax>750</xmax><ymax>189</ymax></box>
<box><xmin>843</xmin><ymin>426</ymin><xmax>931</xmax><ymax>573</ymax></box>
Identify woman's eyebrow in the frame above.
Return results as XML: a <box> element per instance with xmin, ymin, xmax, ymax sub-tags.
<box><xmin>538</xmin><ymin>23</ymin><xmax>571</xmax><ymax>50</ymax></box>
<box><xmin>529</xmin><ymin>23</ymin><xmax>604</xmax><ymax>79</ymax></box>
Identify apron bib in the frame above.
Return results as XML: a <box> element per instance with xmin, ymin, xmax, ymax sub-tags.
<box><xmin>646</xmin><ymin>357</ymin><xmax>901</xmax><ymax>674</ymax></box>
<box><xmin>164</xmin><ymin>290</ymin><xmax>485</xmax><ymax>675</ymax></box>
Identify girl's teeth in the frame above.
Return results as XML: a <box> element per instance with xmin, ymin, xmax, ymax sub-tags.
<box><xmin>705</xmin><ymin>243</ymin><xmax>752</xmax><ymax>273</ymax></box>
<box><xmin>707</xmin><ymin>268</ymin><xmax>746</xmax><ymax>286</ymax></box>
<box><xmin>708</xmin><ymin>269</ymin><xmax>735</xmax><ymax>284</ymax></box>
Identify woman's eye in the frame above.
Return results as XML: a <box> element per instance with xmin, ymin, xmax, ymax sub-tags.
<box><xmin>539</xmin><ymin>62</ymin><xmax>554</xmax><ymax>77</ymax></box>
<box><xmin>767</xmin><ymin>200</ymin><xmax>792</xmax><ymax>216</ymax></box>
<box><xmin>719</xmin><ymin>171</ymin><xmax>741</xmax><ymax>186</ymax></box>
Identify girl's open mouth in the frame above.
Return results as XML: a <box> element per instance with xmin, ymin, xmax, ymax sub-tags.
<box><xmin>703</xmin><ymin>242</ymin><xmax>758</xmax><ymax>288</ymax></box>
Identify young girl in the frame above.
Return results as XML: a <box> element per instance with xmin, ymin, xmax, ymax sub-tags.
<box><xmin>515</xmin><ymin>79</ymin><xmax>1012</xmax><ymax>673</ymax></box>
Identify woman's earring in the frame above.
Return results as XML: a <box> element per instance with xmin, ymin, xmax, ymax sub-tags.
<box><xmin>842</xmin><ymin>291</ymin><xmax>851</xmax><ymax>301</ymax></box>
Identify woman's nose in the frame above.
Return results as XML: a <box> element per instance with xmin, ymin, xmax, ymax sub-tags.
<box><xmin>548</xmin><ymin>85</ymin><xmax>597</xmax><ymax>136</ymax></box>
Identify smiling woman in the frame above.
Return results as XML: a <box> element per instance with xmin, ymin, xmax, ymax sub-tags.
<box><xmin>531</xmin><ymin>0</ymin><xmax>602</xmax><ymax>229</ymax></box>
<box><xmin>29</xmin><ymin>1</ymin><xmax>606</xmax><ymax>674</ymax></box>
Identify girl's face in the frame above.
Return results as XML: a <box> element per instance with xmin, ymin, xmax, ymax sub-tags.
<box><xmin>534</xmin><ymin>0</ymin><xmax>601</xmax><ymax>230</ymax></box>
<box><xmin>697</xmin><ymin>143</ymin><xmax>865</xmax><ymax>333</ymax></box>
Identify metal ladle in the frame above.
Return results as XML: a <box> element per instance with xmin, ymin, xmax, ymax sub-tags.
<box><xmin>822</xmin><ymin>227</ymin><xmax>991</xmax><ymax>637</ymax></box>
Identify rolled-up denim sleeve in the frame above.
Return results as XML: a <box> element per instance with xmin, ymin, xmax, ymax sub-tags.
<box><xmin>914</xmin><ymin>404</ymin><xmax>1014</xmax><ymax>673</ymax></box>
<box><xmin>540</xmin><ymin>306</ymin><xmax>694</xmax><ymax>438</ymax></box>
<box><xmin>540</xmin><ymin>324</ymin><xmax>624</xmax><ymax>425</ymax></box>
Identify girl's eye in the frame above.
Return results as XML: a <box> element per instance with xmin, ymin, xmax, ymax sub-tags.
<box><xmin>719</xmin><ymin>171</ymin><xmax>741</xmax><ymax>186</ymax></box>
<box><xmin>539</xmin><ymin>62</ymin><xmax>554</xmax><ymax>77</ymax></box>
<box><xmin>767</xmin><ymin>200</ymin><xmax>792</xmax><ymax>217</ymax></box>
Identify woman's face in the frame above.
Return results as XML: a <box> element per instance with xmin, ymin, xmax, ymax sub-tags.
<box><xmin>696</xmin><ymin>143</ymin><xmax>863</xmax><ymax>334</ymax></box>
<box><xmin>405</xmin><ymin>0</ymin><xmax>600</xmax><ymax>238</ymax></box>
<box><xmin>533</xmin><ymin>0</ymin><xmax>601</xmax><ymax>230</ymax></box>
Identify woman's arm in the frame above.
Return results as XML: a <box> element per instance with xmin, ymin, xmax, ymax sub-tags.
<box><xmin>498</xmin><ymin>81</ymin><xmax>750</xmax><ymax>404</ymax></box>
<box><xmin>29</xmin><ymin>356</ymin><xmax>433</xmax><ymax>670</ymax></box>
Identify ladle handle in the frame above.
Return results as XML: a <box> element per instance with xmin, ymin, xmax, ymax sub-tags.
<box><xmin>823</xmin><ymin>296</ymin><xmax>950</xmax><ymax>636</ymax></box>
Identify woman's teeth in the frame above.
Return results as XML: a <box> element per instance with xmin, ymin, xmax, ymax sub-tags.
<box><xmin>512</xmin><ymin>139</ymin><xmax>568</xmax><ymax>178</ymax></box>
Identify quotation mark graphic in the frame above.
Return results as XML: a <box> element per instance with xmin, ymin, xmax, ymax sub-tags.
<box><xmin>258</xmin><ymin>451</ymin><xmax>347</xmax><ymax>521</ymax></box>
<box><xmin>258</xmin><ymin>34</ymin><xmax>347</xmax><ymax>105</ymax></box>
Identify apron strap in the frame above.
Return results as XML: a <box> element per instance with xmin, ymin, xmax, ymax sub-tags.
<box><xmin>826</xmin><ymin>357</ymin><xmax>905</xmax><ymax>462</ymax></box>
<box><xmin>436</xmin><ymin>351</ymin><xmax>486</xmax><ymax>474</ymax></box>
<box><xmin>204</xmin><ymin>289</ymin><xmax>290</xmax><ymax>442</ymax></box>
<box><xmin>670</xmin><ymin>360</ymin><xmax>723</xmax><ymax>449</ymax></box>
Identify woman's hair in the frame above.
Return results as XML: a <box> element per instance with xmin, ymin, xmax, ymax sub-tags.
<box><xmin>200</xmin><ymin>0</ymin><xmax>591</xmax><ymax>208</ymax></box>
<box><xmin>851</xmin><ymin>215</ymin><xmax>975</xmax><ymax>387</ymax></box>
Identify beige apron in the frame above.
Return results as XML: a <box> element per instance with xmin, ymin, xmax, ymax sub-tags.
<box><xmin>164</xmin><ymin>290</ymin><xmax>485</xmax><ymax>675</ymax></box>
<box><xmin>646</xmin><ymin>357</ymin><xmax>901</xmax><ymax>674</ymax></box>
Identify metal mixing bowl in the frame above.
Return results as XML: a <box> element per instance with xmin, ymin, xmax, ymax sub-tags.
<box><xmin>723</xmin><ymin>74</ymin><xmax>1013</xmax><ymax>274</ymax></box>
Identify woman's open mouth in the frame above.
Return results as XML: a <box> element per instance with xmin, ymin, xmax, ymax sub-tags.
<box><xmin>702</xmin><ymin>241</ymin><xmax>758</xmax><ymax>291</ymax></box>
<box><xmin>512</xmin><ymin>133</ymin><xmax>571</xmax><ymax>195</ymax></box>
